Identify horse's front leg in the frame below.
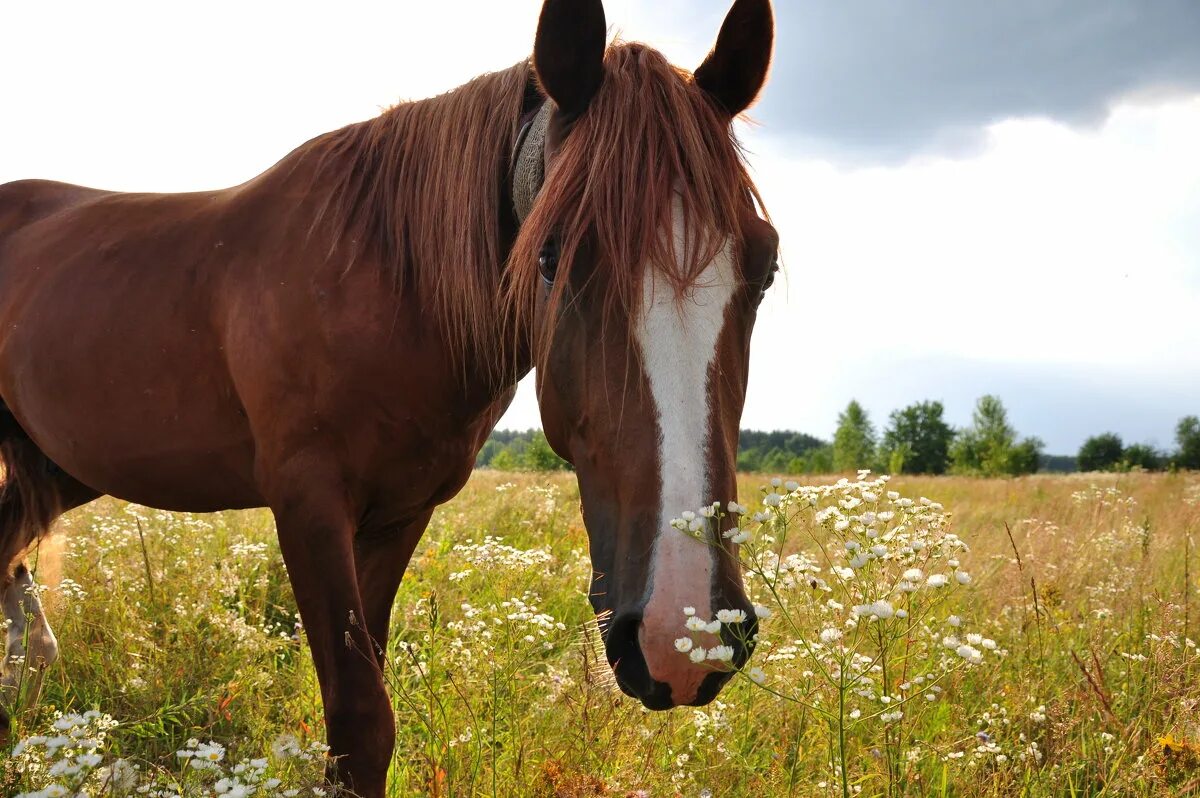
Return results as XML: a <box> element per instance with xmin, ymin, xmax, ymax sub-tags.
<box><xmin>353</xmin><ymin>511</ymin><xmax>433</xmax><ymax>664</ymax></box>
<box><xmin>267</xmin><ymin>467</ymin><xmax>393</xmax><ymax>798</ymax></box>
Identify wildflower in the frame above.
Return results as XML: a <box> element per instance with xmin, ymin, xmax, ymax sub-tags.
<box><xmin>819</xmin><ymin>628</ymin><xmax>843</xmax><ymax>644</ymax></box>
<box><xmin>675</xmin><ymin>637</ymin><xmax>694</xmax><ymax>653</ymax></box>
<box><xmin>727</xmin><ymin>501</ymin><xmax>746</xmax><ymax>514</ymax></box>
<box><xmin>271</xmin><ymin>733</ymin><xmax>301</xmax><ymax>759</ymax></box>
<box><xmin>686</xmin><ymin>616</ymin><xmax>708</xmax><ymax>632</ymax></box>
<box><xmin>853</xmin><ymin>600</ymin><xmax>894</xmax><ymax>620</ymax></box>
<box><xmin>926</xmin><ymin>574</ymin><xmax>949</xmax><ymax>588</ymax></box>
<box><xmin>753</xmin><ymin>604</ymin><xmax>772</xmax><ymax>619</ymax></box>
<box><xmin>902</xmin><ymin>568</ymin><xmax>923</xmax><ymax>582</ymax></box>
<box><xmin>947</xmin><ymin>615</ymin><xmax>962</xmax><ymax>627</ymax></box>
<box><xmin>689</xmin><ymin>647</ymin><xmax>707</xmax><ymax>664</ymax></box>
<box><xmin>704</xmin><ymin>620</ymin><xmax>721</xmax><ymax>634</ymax></box>
<box><xmin>707</xmin><ymin>645</ymin><xmax>735</xmax><ymax>663</ymax></box>
<box><xmin>956</xmin><ymin>571</ymin><xmax>972</xmax><ymax>585</ymax></box>
<box><xmin>748</xmin><ymin>667</ymin><xmax>766</xmax><ymax>684</ymax></box>
<box><xmin>956</xmin><ymin>644</ymin><xmax>983</xmax><ymax>664</ymax></box>
<box><xmin>683</xmin><ymin>606</ymin><xmax>696</xmax><ymax>616</ymax></box>
<box><xmin>716</xmin><ymin>608</ymin><xmax>747</xmax><ymax>624</ymax></box>
<box><xmin>763</xmin><ymin>493</ymin><xmax>782</xmax><ymax>507</ymax></box>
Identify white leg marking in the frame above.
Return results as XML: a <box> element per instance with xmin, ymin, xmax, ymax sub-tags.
<box><xmin>3</xmin><ymin>567</ymin><xmax>58</xmax><ymax>694</ymax></box>
<box><xmin>635</xmin><ymin>197</ymin><xmax>736</xmax><ymax>698</ymax></box>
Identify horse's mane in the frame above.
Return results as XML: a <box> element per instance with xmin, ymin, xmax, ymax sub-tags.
<box><xmin>313</xmin><ymin>61</ymin><xmax>532</xmax><ymax>368</ymax></box>
<box><xmin>314</xmin><ymin>42</ymin><xmax>763</xmax><ymax>378</ymax></box>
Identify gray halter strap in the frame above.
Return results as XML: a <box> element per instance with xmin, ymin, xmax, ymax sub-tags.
<box><xmin>511</xmin><ymin>100</ymin><xmax>554</xmax><ymax>224</ymax></box>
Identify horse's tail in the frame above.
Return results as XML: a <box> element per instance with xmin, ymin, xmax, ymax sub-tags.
<box><xmin>0</xmin><ymin>408</ymin><xmax>61</xmax><ymax>578</ymax></box>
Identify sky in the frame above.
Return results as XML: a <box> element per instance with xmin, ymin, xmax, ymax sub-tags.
<box><xmin>2</xmin><ymin>1</ymin><xmax>1197</xmax><ymax>454</ymax></box>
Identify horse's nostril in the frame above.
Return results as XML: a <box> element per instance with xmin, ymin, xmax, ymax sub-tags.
<box><xmin>604</xmin><ymin>611</ymin><xmax>643</xmax><ymax>672</ymax></box>
<box><xmin>603</xmin><ymin>611</ymin><xmax>675</xmax><ymax>710</ymax></box>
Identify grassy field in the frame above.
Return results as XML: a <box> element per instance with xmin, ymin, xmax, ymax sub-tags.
<box><xmin>6</xmin><ymin>471</ymin><xmax>1200</xmax><ymax>797</ymax></box>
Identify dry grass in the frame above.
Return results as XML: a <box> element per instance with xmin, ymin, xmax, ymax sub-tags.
<box><xmin>7</xmin><ymin>471</ymin><xmax>1200</xmax><ymax>796</ymax></box>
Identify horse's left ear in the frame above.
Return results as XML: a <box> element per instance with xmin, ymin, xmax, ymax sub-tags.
<box><xmin>534</xmin><ymin>0</ymin><xmax>607</xmax><ymax>120</ymax></box>
<box><xmin>694</xmin><ymin>0</ymin><xmax>774</xmax><ymax>117</ymax></box>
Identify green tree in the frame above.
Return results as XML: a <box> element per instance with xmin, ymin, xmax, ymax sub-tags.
<box><xmin>522</xmin><ymin>430</ymin><xmax>570</xmax><ymax>471</ymax></box>
<box><xmin>1177</xmin><ymin>416</ymin><xmax>1200</xmax><ymax>470</ymax></box>
<box><xmin>490</xmin><ymin>448</ymin><xmax>519</xmax><ymax>471</ymax></box>
<box><xmin>951</xmin><ymin>395</ymin><xmax>1040</xmax><ymax>476</ymax></box>
<box><xmin>880</xmin><ymin>401</ymin><xmax>954</xmax><ymax>474</ymax></box>
<box><xmin>1121</xmin><ymin>443</ymin><xmax>1162</xmax><ymax>471</ymax></box>
<box><xmin>1077</xmin><ymin>433</ymin><xmax>1124</xmax><ymax>472</ymax></box>
<box><xmin>833</xmin><ymin>400</ymin><xmax>876</xmax><ymax>473</ymax></box>
<box><xmin>1010</xmin><ymin>437</ymin><xmax>1044</xmax><ymax>476</ymax></box>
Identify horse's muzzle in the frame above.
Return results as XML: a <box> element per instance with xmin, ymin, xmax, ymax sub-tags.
<box><xmin>603</xmin><ymin>609</ymin><xmax>756</xmax><ymax>709</ymax></box>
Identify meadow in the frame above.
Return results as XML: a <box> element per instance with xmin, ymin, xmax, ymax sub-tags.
<box><xmin>6</xmin><ymin>470</ymin><xmax>1200</xmax><ymax>797</ymax></box>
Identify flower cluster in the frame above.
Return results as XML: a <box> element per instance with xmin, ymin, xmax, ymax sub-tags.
<box><xmin>12</xmin><ymin>713</ymin><xmax>330</xmax><ymax>798</ymax></box>
<box><xmin>671</xmin><ymin>473</ymin><xmax>997</xmax><ymax>795</ymax></box>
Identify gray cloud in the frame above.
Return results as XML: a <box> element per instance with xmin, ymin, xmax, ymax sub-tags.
<box><xmin>729</xmin><ymin>0</ymin><xmax>1200</xmax><ymax>161</ymax></box>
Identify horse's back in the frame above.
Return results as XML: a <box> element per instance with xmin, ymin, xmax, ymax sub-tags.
<box><xmin>0</xmin><ymin>178</ymin><xmax>266</xmax><ymax>510</ymax></box>
<box><xmin>0</xmin><ymin>179</ymin><xmax>111</xmax><ymax>249</ymax></box>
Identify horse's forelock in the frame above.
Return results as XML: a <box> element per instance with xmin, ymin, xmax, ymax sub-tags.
<box><xmin>504</xmin><ymin>42</ymin><xmax>767</xmax><ymax>370</ymax></box>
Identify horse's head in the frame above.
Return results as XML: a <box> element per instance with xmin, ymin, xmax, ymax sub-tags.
<box><xmin>509</xmin><ymin>0</ymin><xmax>778</xmax><ymax>709</ymax></box>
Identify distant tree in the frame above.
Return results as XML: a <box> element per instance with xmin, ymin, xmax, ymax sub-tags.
<box><xmin>1009</xmin><ymin>437</ymin><xmax>1044</xmax><ymax>476</ymax></box>
<box><xmin>793</xmin><ymin>445</ymin><xmax>834</xmax><ymax>475</ymax></box>
<box><xmin>475</xmin><ymin>438</ymin><xmax>502</xmax><ymax>468</ymax></box>
<box><xmin>1177</xmin><ymin>416</ymin><xmax>1200</xmax><ymax>470</ymax></box>
<box><xmin>1077</xmin><ymin>433</ymin><xmax>1124</xmax><ymax>472</ymax></box>
<box><xmin>1121</xmin><ymin>443</ymin><xmax>1162</xmax><ymax>472</ymax></box>
<box><xmin>833</xmin><ymin>401</ymin><xmax>876</xmax><ymax>473</ymax></box>
<box><xmin>880</xmin><ymin>401</ymin><xmax>954</xmax><ymax>474</ymax></box>
<box><xmin>523</xmin><ymin>430</ymin><xmax>570</xmax><ymax>471</ymax></box>
<box><xmin>736</xmin><ymin>430</ymin><xmax>827</xmax><ymax>473</ymax></box>
<box><xmin>1039</xmin><ymin>454</ymin><xmax>1078</xmax><ymax>473</ymax></box>
<box><xmin>951</xmin><ymin>395</ymin><xmax>1040</xmax><ymax>476</ymax></box>
<box><xmin>490</xmin><ymin>448</ymin><xmax>520</xmax><ymax>471</ymax></box>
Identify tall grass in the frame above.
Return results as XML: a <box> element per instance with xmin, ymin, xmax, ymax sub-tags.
<box><xmin>6</xmin><ymin>472</ymin><xmax>1200</xmax><ymax>796</ymax></box>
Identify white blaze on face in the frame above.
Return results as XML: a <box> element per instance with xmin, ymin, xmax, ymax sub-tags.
<box><xmin>634</xmin><ymin>196</ymin><xmax>736</xmax><ymax>702</ymax></box>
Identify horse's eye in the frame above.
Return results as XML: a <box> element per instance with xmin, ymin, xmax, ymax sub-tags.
<box><xmin>756</xmin><ymin>253</ymin><xmax>779</xmax><ymax>302</ymax></box>
<box><xmin>538</xmin><ymin>239</ymin><xmax>559</xmax><ymax>285</ymax></box>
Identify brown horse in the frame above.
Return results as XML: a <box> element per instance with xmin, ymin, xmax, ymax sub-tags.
<box><xmin>0</xmin><ymin>0</ymin><xmax>778</xmax><ymax>793</ymax></box>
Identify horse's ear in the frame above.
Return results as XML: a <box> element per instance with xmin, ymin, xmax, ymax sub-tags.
<box><xmin>694</xmin><ymin>0</ymin><xmax>774</xmax><ymax>117</ymax></box>
<box><xmin>533</xmin><ymin>0</ymin><xmax>607</xmax><ymax>119</ymax></box>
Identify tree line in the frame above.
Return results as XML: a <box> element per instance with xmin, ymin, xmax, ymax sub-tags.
<box><xmin>476</xmin><ymin>399</ymin><xmax>1200</xmax><ymax>475</ymax></box>
<box><xmin>1076</xmin><ymin>417</ymin><xmax>1200</xmax><ymax>472</ymax></box>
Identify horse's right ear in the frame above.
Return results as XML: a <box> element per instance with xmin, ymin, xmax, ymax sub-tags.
<box><xmin>694</xmin><ymin>0</ymin><xmax>774</xmax><ymax>117</ymax></box>
<box><xmin>533</xmin><ymin>0</ymin><xmax>606</xmax><ymax>120</ymax></box>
